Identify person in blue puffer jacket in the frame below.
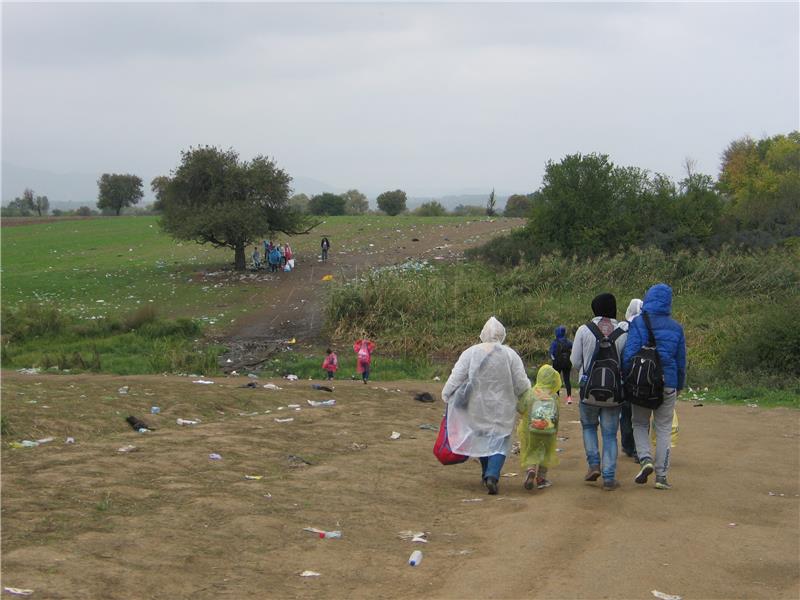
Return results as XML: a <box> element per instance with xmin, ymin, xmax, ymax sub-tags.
<box><xmin>622</xmin><ymin>283</ymin><xmax>686</xmax><ymax>490</ymax></box>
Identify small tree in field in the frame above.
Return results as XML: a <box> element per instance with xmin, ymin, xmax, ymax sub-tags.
<box><xmin>97</xmin><ymin>174</ymin><xmax>143</xmax><ymax>215</ymax></box>
<box><xmin>504</xmin><ymin>193</ymin><xmax>534</xmax><ymax>217</ymax></box>
<box><xmin>376</xmin><ymin>189</ymin><xmax>407</xmax><ymax>216</ymax></box>
<box><xmin>486</xmin><ymin>188</ymin><xmax>496</xmax><ymax>216</ymax></box>
<box><xmin>308</xmin><ymin>192</ymin><xmax>346</xmax><ymax>216</ymax></box>
<box><xmin>160</xmin><ymin>146</ymin><xmax>316</xmax><ymax>271</ymax></box>
<box><xmin>342</xmin><ymin>189</ymin><xmax>369</xmax><ymax>214</ymax></box>
<box><xmin>414</xmin><ymin>201</ymin><xmax>447</xmax><ymax>216</ymax></box>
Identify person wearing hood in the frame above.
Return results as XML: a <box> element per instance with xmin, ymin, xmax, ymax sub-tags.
<box><xmin>620</xmin><ymin>298</ymin><xmax>643</xmax><ymax>460</ymax></box>
<box><xmin>442</xmin><ymin>317</ymin><xmax>531</xmax><ymax>495</ymax></box>
<box><xmin>549</xmin><ymin>326</ymin><xmax>574</xmax><ymax>404</ymax></box>
<box><xmin>517</xmin><ymin>364</ymin><xmax>562</xmax><ymax>491</ymax></box>
<box><xmin>569</xmin><ymin>293</ymin><xmax>628</xmax><ymax>491</ymax></box>
<box><xmin>623</xmin><ymin>283</ymin><xmax>686</xmax><ymax>490</ymax></box>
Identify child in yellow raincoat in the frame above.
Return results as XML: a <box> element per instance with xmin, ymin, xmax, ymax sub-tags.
<box><xmin>517</xmin><ymin>364</ymin><xmax>562</xmax><ymax>491</ymax></box>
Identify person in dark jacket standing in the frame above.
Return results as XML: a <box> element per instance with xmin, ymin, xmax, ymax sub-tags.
<box><xmin>549</xmin><ymin>325</ymin><xmax>573</xmax><ymax>404</ymax></box>
<box><xmin>623</xmin><ymin>283</ymin><xmax>686</xmax><ymax>490</ymax></box>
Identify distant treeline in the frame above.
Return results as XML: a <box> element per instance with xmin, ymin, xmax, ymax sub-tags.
<box><xmin>468</xmin><ymin>131</ymin><xmax>800</xmax><ymax>264</ymax></box>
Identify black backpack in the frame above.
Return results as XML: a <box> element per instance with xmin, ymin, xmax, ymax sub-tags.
<box><xmin>553</xmin><ymin>339</ymin><xmax>572</xmax><ymax>371</ymax></box>
<box><xmin>582</xmin><ymin>322</ymin><xmax>625</xmax><ymax>407</ymax></box>
<box><xmin>625</xmin><ymin>312</ymin><xmax>665</xmax><ymax>409</ymax></box>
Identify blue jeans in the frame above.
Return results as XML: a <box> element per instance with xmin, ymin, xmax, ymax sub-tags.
<box><xmin>579</xmin><ymin>402</ymin><xmax>621</xmax><ymax>480</ymax></box>
<box><xmin>479</xmin><ymin>454</ymin><xmax>506</xmax><ymax>481</ymax></box>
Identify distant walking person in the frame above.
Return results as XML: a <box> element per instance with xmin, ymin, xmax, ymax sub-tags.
<box><xmin>251</xmin><ymin>246</ymin><xmax>262</xmax><ymax>270</ymax></box>
<box><xmin>442</xmin><ymin>317</ymin><xmax>531</xmax><ymax>495</ymax></box>
<box><xmin>321</xmin><ymin>237</ymin><xmax>331</xmax><ymax>261</ymax></box>
<box><xmin>268</xmin><ymin>246</ymin><xmax>281</xmax><ymax>273</ymax></box>
<box><xmin>570</xmin><ymin>293</ymin><xmax>628</xmax><ymax>491</ymax></box>
<box><xmin>549</xmin><ymin>325</ymin><xmax>573</xmax><ymax>404</ymax></box>
<box><xmin>321</xmin><ymin>348</ymin><xmax>338</xmax><ymax>381</ymax></box>
<box><xmin>353</xmin><ymin>337</ymin><xmax>376</xmax><ymax>384</ymax></box>
<box><xmin>623</xmin><ymin>284</ymin><xmax>686</xmax><ymax>490</ymax></box>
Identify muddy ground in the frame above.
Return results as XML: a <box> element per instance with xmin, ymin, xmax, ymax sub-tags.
<box><xmin>1</xmin><ymin>372</ymin><xmax>798</xmax><ymax>599</ymax></box>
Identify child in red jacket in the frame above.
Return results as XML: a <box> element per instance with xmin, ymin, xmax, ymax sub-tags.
<box><xmin>353</xmin><ymin>338</ymin><xmax>375</xmax><ymax>384</ymax></box>
<box><xmin>321</xmin><ymin>348</ymin><xmax>338</xmax><ymax>381</ymax></box>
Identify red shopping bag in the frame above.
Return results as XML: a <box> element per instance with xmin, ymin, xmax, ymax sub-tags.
<box><xmin>433</xmin><ymin>408</ymin><xmax>469</xmax><ymax>465</ymax></box>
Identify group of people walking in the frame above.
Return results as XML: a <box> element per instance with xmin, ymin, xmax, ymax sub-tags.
<box><xmin>251</xmin><ymin>240</ymin><xmax>294</xmax><ymax>272</ymax></box>
<box><xmin>320</xmin><ymin>337</ymin><xmax>376</xmax><ymax>384</ymax></box>
<box><xmin>442</xmin><ymin>283</ymin><xmax>686</xmax><ymax>495</ymax></box>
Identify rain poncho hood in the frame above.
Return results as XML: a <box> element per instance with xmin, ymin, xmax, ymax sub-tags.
<box><xmin>591</xmin><ymin>293</ymin><xmax>617</xmax><ymax>318</ymax></box>
<box><xmin>442</xmin><ymin>318</ymin><xmax>530</xmax><ymax>457</ymax></box>
<box><xmin>554</xmin><ymin>325</ymin><xmax>567</xmax><ymax>339</ymax></box>
<box><xmin>625</xmin><ymin>298</ymin><xmax>643</xmax><ymax>322</ymax></box>
<box><xmin>480</xmin><ymin>316</ymin><xmax>506</xmax><ymax>344</ymax></box>
<box><xmin>643</xmin><ymin>283</ymin><xmax>672</xmax><ymax>315</ymax></box>
<box><xmin>534</xmin><ymin>364</ymin><xmax>562</xmax><ymax>395</ymax></box>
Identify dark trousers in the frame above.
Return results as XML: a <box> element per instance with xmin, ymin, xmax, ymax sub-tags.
<box><xmin>620</xmin><ymin>401</ymin><xmax>636</xmax><ymax>457</ymax></box>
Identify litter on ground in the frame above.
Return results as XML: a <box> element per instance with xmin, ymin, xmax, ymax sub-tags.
<box><xmin>3</xmin><ymin>588</ymin><xmax>34</xmax><ymax>597</ymax></box>
<box><xmin>176</xmin><ymin>418</ymin><xmax>200</xmax><ymax>426</ymax></box>
<box><xmin>192</xmin><ymin>379</ymin><xmax>214</xmax><ymax>385</ymax></box>
<box><xmin>209</xmin><ymin>453</ymin><xmax>222</xmax><ymax>460</ymax></box>
<box><xmin>462</xmin><ymin>498</ymin><xmax>483</xmax><ymax>503</ymax></box>
<box><xmin>501</xmin><ymin>473</ymin><xmax>517</xmax><ymax>477</ymax></box>
<box><xmin>263</xmin><ymin>384</ymin><xmax>282</xmax><ymax>390</ymax></box>
<box><xmin>389</xmin><ymin>431</ymin><xmax>401</xmax><ymax>440</ymax></box>
<box><xmin>117</xmin><ymin>445</ymin><xmax>138</xmax><ymax>453</ymax></box>
<box><xmin>275</xmin><ymin>418</ymin><xmax>294</xmax><ymax>423</ymax></box>
<box><xmin>308</xmin><ymin>399</ymin><xmax>336</xmax><ymax>407</ymax></box>
<box><xmin>285</xmin><ymin>374</ymin><xmax>299</xmax><ymax>381</ymax></box>
<box><xmin>244</xmin><ymin>475</ymin><xmax>263</xmax><ymax>480</ymax></box>
<box><xmin>652</xmin><ymin>591</ymin><xmax>682</xmax><ymax>600</ymax></box>
<box><xmin>299</xmin><ymin>570</ymin><xmax>320</xmax><ymax>577</ymax></box>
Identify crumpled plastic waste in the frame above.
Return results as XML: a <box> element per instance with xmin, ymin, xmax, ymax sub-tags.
<box><xmin>209</xmin><ymin>453</ymin><xmax>222</xmax><ymax>460</ymax></box>
<box><xmin>244</xmin><ymin>475</ymin><xmax>263</xmax><ymax>480</ymax></box>
<box><xmin>285</xmin><ymin>374</ymin><xmax>299</xmax><ymax>381</ymax></box>
<box><xmin>65</xmin><ymin>437</ymin><xmax>75</xmax><ymax>444</ymax></box>
<box><xmin>263</xmin><ymin>383</ymin><xmax>281</xmax><ymax>390</ymax></box>
<box><xmin>311</xmin><ymin>384</ymin><xmax>335</xmax><ymax>392</ymax></box>
<box><xmin>176</xmin><ymin>418</ymin><xmax>200</xmax><ymax>426</ymax></box>
<box><xmin>117</xmin><ymin>445</ymin><xmax>138</xmax><ymax>453</ymax></box>
<box><xmin>299</xmin><ymin>570</ymin><xmax>320</xmax><ymax>577</ymax></box>
<box><xmin>118</xmin><ymin>386</ymin><xmax>129</xmax><ymax>395</ymax></box>
<box><xmin>651</xmin><ymin>592</ymin><xmax>682</xmax><ymax>600</ymax></box>
<box><xmin>192</xmin><ymin>379</ymin><xmax>214</xmax><ymax>385</ymax></box>
<box><xmin>461</xmin><ymin>498</ymin><xmax>483</xmax><ymax>503</ymax></box>
<box><xmin>389</xmin><ymin>431</ymin><xmax>401</xmax><ymax>440</ymax></box>
<box><xmin>308</xmin><ymin>399</ymin><xmax>336</xmax><ymax>407</ymax></box>
<box><xmin>501</xmin><ymin>473</ymin><xmax>517</xmax><ymax>477</ymax></box>
<box><xmin>321</xmin><ymin>275</ymin><xmax>333</xmax><ymax>281</ymax></box>
<box><xmin>398</xmin><ymin>531</ymin><xmax>428</xmax><ymax>543</ymax></box>
<box><xmin>3</xmin><ymin>588</ymin><xmax>34</xmax><ymax>597</ymax></box>
<box><xmin>418</xmin><ymin>423</ymin><xmax>437</xmax><ymax>431</ymax></box>
<box><xmin>287</xmin><ymin>404</ymin><xmax>301</xmax><ymax>408</ymax></box>
<box><xmin>274</xmin><ymin>418</ymin><xmax>294</xmax><ymax>423</ymax></box>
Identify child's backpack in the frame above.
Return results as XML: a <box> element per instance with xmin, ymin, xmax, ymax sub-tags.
<box><xmin>582</xmin><ymin>322</ymin><xmax>625</xmax><ymax>407</ymax></box>
<box><xmin>357</xmin><ymin>343</ymin><xmax>370</xmax><ymax>361</ymax></box>
<box><xmin>553</xmin><ymin>338</ymin><xmax>572</xmax><ymax>371</ymax></box>
<box><xmin>528</xmin><ymin>389</ymin><xmax>558</xmax><ymax>434</ymax></box>
<box><xmin>625</xmin><ymin>312</ymin><xmax>665</xmax><ymax>409</ymax></box>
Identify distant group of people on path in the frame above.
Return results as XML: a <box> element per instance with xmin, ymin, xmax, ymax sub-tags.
<box><xmin>251</xmin><ymin>240</ymin><xmax>294</xmax><ymax>272</ymax></box>
<box><xmin>442</xmin><ymin>283</ymin><xmax>686</xmax><ymax>496</ymax></box>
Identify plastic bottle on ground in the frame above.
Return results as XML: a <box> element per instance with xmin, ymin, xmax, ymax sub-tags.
<box><xmin>408</xmin><ymin>550</ymin><xmax>423</xmax><ymax>566</ymax></box>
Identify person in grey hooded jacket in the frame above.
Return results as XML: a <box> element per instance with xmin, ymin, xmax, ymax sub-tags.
<box><xmin>623</xmin><ymin>283</ymin><xmax>686</xmax><ymax>490</ymax></box>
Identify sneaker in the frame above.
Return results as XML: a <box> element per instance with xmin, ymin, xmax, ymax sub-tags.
<box><xmin>655</xmin><ymin>476</ymin><xmax>672</xmax><ymax>490</ymax></box>
<box><xmin>536</xmin><ymin>478</ymin><xmax>552</xmax><ymax>489</ymax></box>
<box><xmin>566</xmin><ymin>395</ymin><xmax>573</xmax><ymax>405</ymax></box>
<box><xmin>584</xmin><ymin>465</ymin><xmax>601</xmax><ymax>482</ymax></box>
<box><xmin>486</xmin><ymin>477</ymin><xmax>499</xmax><ymax>495</ymax></box>
<box><xmin>603</xmin><ymin>479</ymin><xmax>620</xmax><ymax>491</ymax></box>
<box><xmin>635</xmin><ymin>460</ymin><xmax>654</xmax><ymax>485</ymax></box>
<box><xmin>524</xmin><ymin>467</ymin><xmax>537</xmax><ymax>491</ymax></box>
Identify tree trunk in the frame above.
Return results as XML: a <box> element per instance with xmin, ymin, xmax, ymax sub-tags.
<box><xmin>234</xmin><ymin>243</ymin><xmax>246</xmax><ymax>271</ymax></box>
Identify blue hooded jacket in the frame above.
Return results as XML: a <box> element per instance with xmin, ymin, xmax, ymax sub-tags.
<box><xmin>622</xmin><ymin>283</ymin><xmax>686</xmax><ymax>390</ymax></box>
<box><xmin>549</xmin><ymin>325</ymin><xmax>572</xmax><ymax>361</ymax></box>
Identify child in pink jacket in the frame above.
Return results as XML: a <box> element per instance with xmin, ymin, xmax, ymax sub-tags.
<box><xmin>322</xmin><ymin>348</ymin><xmax>338</xmax><ymax>381</ymax></box>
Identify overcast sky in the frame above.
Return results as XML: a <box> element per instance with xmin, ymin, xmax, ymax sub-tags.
<box><xmin>2</xmin><ymin>2</ymin><xmax>798</xmax><ymax>198</ymax></box>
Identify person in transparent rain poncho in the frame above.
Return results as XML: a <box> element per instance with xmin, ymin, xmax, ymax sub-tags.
<box><xmin>517</xmin><ymin>364</ymin><xmax>562</xmax><ymax>491</ymax></box>
<box><xmin>441</xmin><ymin>317</ymin><xmax>531</xmax><ymax>495</ymax></box>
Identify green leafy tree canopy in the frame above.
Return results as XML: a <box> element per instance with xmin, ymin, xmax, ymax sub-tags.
<box><xmin>308</xmin><ymin>192</ymin><xmax>347</xmax><ymax>216</ymax></box>
<box><xmin>97</xmin><ymin>173</ymin><xmax>143</xmax><ymax>215</ymax></box>
<box><xmin>376</xmin><ymin>189</ymin><xmax>407</xmax><ymax>216</ymax></box>
<box><xmin>160</xmin><ymin>146</ymin><xmax>316</xmax><ymax>270</ymax></box>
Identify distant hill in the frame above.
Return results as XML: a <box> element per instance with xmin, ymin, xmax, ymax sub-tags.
<box><xmin>408</xmin><ymin>193</ymin><xmax>509</xmax><ymax>211</ymax></box>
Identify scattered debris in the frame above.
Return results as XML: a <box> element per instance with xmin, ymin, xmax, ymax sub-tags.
<box><xmin>350</xmin><ymin>442</ymin><xmax>367</xmax><ymax>450</ymax></box>
<box><xmin>238</xmin><ymin>411</ymin><xmax>259</xmax><ymax>416</ymax></box>
<box><xmin>501</xmin><ymin>473</ymin><xmax>517</xmax><ymax>478</ymax></box>
<box><xmin>287</xmin><ymin>404</ymin><xmax>301</xmax><ymax>409</ymax></box>
<box><xmin>418</xmin><ymin>423</ymin><xmax>438</xmax><ymax>431</ymax></box>
<box><xmin>117</xmin><ymin>445</ymin><xmax>138</xmax><ymax>453</ymax></box>
<box><xmin>408</xmin><ymin>550</ymin><xmax>423</xmax><ymax>566</ymax></box>
<box><xmin>308</xmin><ymin>399</ymin><xmax>336</xmax><ymax>407</ymax></box>
<box><xmin>126</xmin><ymin>416</ymin><xmax>154</xmax><ymax>432</ymax></box>
<box><xmin>389</xmin><ymin>431</ymin><xmax>401</xmax><ymax>440</ymax></box>
<box><xmin>311</xmin><ymin>384</ymin><xmax>335</xmax><ymax>392</ymax></box>
<box><xmin>263</xmin><ymin>383</ymin><xmax>282</xmax><ymax>390</ymax></box>
<box><xmin>321</xmin><ymin>275</ymin><xmax>333</xmax><ymax>281</ymax></box>
<box><xmin>288</xmin><ymin>454</ymin><xmax>313</xmax><ymax>466</ymax></box>
<box><xmin>299</xmin><ymin>570</ymin><xmax>321</xmax><ymax>577</ymax></box>
<box><xmin>176</xmin><ymin>418</ymin><xmax>200</xmax><ymax>426</ymax></box>
<box><xmin>728</xmin><ymin>523</ymin><xmax>737</xmax><ymax>527</ymax></box>
<box><xmin>244</xmin><ymin>475</ymin><xmax>263</xmax><ymax>480</ymax></box>
<box><xmin>414</xmin><ymin>392</ymin><xmax>435</xmax><ymax>403</ymax></box>
<box><xmin>247</xmin><ymin>373</ymin><xmax>259</xmax><ymax>379</ymax></box>
<box><xmin>209</xmin><ymin>453</ymin><xmax>222</xmax><ymax>460</ymax></box>
<box><xmin>118</xmin><ymin>386</ymin><xmax>129</xmax><ymax>395</ymax></box>
<box><xmin>399</xmin><ymin>531</ymin><xmax>428</xmax><ymax>543</ymax></box>
<box><xmin>651</xmin><ymin>591</ymin><xmax>682</xmax><ymax>600</ymax></box>
<box><xmin>65</xmin><ymin>437</ymin><xmax>75</xmax><ymax>444</ymax></box>
<box><xmin>433</xmin><ymin>376</ymin><xmax>440</xmax><ymax>381</ymax></box>
<box><xmin>150</xmin><ymin>406</ymin><xmax>161</xmax><ymax>414</ymax></box>
<box><xmin>274</xmin><ymin>418</ymin><xmax>294</xmax><ymax>423</ymax></box>
<box><xmin>511</xmin><ymin>441</ymin><xmax>520</xmax><ymax>455</ymax></box>
<box><xmin>768</xmin><ymin>491</ymin><xmax>786</xmax><ymax>497</ymax></box>
<box><xmin>284</xmin><ymin>374</ymin><xmax>299</xmax><ymax>381</ymax></box>
<box><xmin>192</xmin><ymin>379</ymin><xmax>214</xmax><ymax>385</ymax></box>
<box><xmin>3</xmin><ymin>588</ymin><xmax>34</xmax><ymax>597</ymax></box>
<box><xmin>462</xmin><ymin>498</ymin><xmax>483</xmax><ymax>503</ymax></box>
<box><xmin>746</xmin><ymin>403</ymin><xmax>758</xmax><ymax>408</ymax></box>
<box><xmin>16</xmin><ymin>368</ymin><xmax>41</xmax><ymax>375</ymax></box>
<box><xmin>240</xmin><ymin>382</ymin><xmax>259</xmax><ymax>389</ymax></box>
<box><xmin>693</xmin><ymin>402</ymin><xmax>703</xmax><ymax>407</ymax></box>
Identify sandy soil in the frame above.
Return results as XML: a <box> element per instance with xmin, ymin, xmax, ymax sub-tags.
<box><xmin>1</xmin><ymin>372</ymin><xmax>798</xmax><ymax>599</ymax></box>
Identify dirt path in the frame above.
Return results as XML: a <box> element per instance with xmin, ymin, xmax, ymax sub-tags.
<box><xmin>216</xmin><ymin>218</ymin><xmax>522</xmax><ymax>371</ymax></box>
<box><xmin>1</xmin><ymin>372</ymin><xmax>798</xmax><ymax>599</ymax></box>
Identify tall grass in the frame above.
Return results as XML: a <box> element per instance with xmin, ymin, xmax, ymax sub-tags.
<box><xmin>325</xmin><ymin>245</ymin><xmax>800</xmax><ymax>393</ymax></box>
